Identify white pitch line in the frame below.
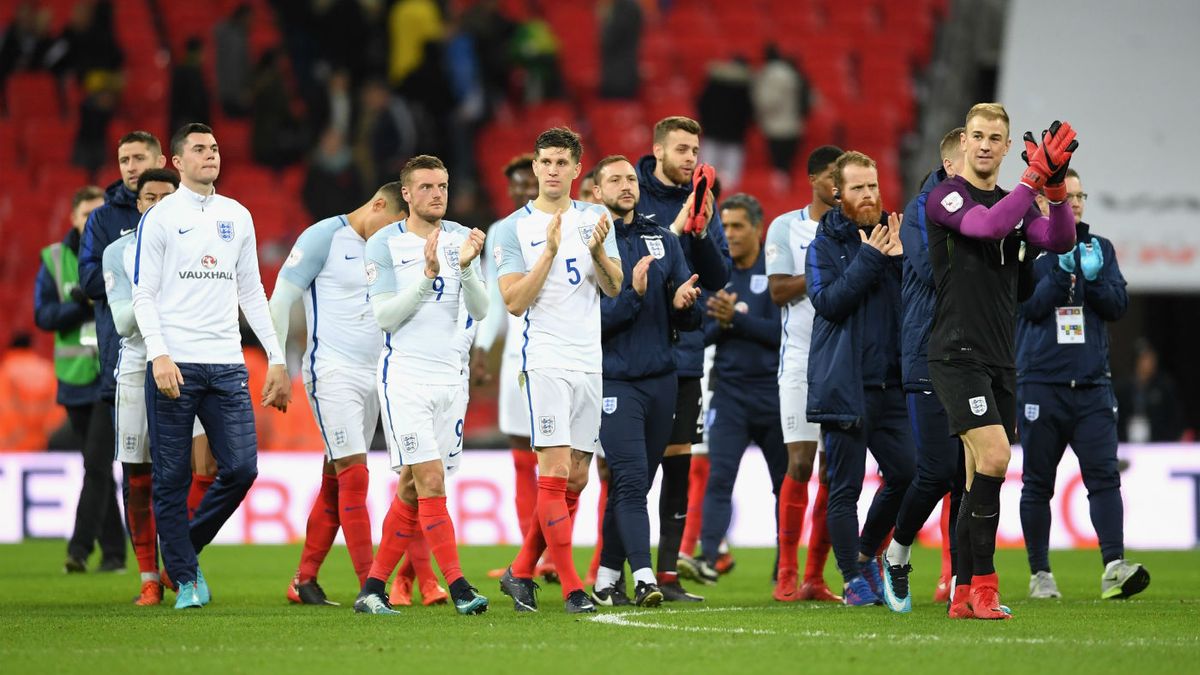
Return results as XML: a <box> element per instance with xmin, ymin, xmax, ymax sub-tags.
<box><xmin>585</xmin><ymin>607</ymin><xmax>1200</xmax><ymax>649</ymax></box>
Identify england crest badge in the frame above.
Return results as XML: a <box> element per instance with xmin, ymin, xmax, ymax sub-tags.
<box><xmin>539</xmin><ymin>415</ymin><xmax>556</xmax><ymax>436</ymax></box>
<box><xmin>644</xmin><ymin>236</ymin><xmax>665</xmax><ymax>259</ymax></box>
<box><xmin>750</xmin><ymin>274</ymin><xmax>768</xmax><ymax>294</ymax></box>
<box><xmin>217</xmin><ymin>220</ymin><xmax>235</xmax><ymax>242</ymax></box>
<box><xmin>1024</xmin><ymin>404</ymin><xmax>1040</xmax><ymax>422</ymax></box>
<box><xmin>969</xmin><ymin>396</ymin><xmax>988</xmax><ymax>416</ymax></box>
<box><xmin>602</xmin><ymin>397</ymin><xmax>618</xmax><ymax>414</ymax></box>
<box><xmin>578</xmin><ymin>223</ymin><xmax>596</xmax><ymax>245</ymax></box>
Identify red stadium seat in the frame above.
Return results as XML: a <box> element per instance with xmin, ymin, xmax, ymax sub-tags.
<box><xmin>5</xmin><ymin>73</ymin><xmax>63</xmax><ymax>121</ymax></box>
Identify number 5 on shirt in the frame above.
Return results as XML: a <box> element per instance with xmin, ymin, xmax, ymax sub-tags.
<box><xmin>565</xmin><ymin>258</ymin><xmax>580</xmax><ymax>285</ymax></box>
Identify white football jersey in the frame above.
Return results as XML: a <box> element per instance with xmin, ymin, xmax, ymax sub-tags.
<box><xmin>132</xmin><ymin>185</ymin><xmax>283</xmax><ymax>365</ymax></box>
<box><xmin>366</xmin><ymin>219</ymin><xmax>480</xmax><ymax>385</ymax></box>
<box><xmin>279</xmin><ymin>215</ymin><xmax>383</xmax><ymax>380</ymax></box>
<box><xmin>764</xmin><ymin>206</ymin><xmax>817</xmax><ymax>380</ymax></box>
<box><xmin>492</xmin><ymin>200</ymin><xmax>619</xmax><ymax>374</ymax></box>
<box><xmin>103</xmin><ymin>233</ymin><xmax>147</xmax><ymax>381</ymax></box>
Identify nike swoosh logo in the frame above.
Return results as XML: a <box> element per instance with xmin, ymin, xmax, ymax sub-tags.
<box><xmin>394</xmin><ymin>531</ymin><xmax>413</xmax><ymax>538</ymax></box>
<box><xmin>344</xmin><ymin>255</ymin><xmax>358</xmax><ymax>260</ymax></box>
<box><xmin>120</xmin><ymin>228</ymin><xmax>135</xmax><ymax>236</ymax></box>
<box><xmin>971</xmin><ymin>511</ymin><xmax>999</xmax><ymax>519</ymax></box>
<box><xmin>531</xmin><ymin>240</ymin><xmax>546</xmax><ymax>247</ymax></box>
<box><xmin>673</xmin><ymin>512</ymin><xmax>687</xmax><ymax>520</ymax></box>
<box><xmin>240</xmin><ymin>380</ymin><xmax>247</xmax><ymax>388</ymax></box>
<box><xmin>425</xmin><ymin>520</ymin><xmax>447</xmax><ymax>531</ymax></box>
<box><xmin>178</xmin><ymin>228</ymin><xmax>193</xmax><ymax>235</ymax></box>
<box><xmin>644</xmin><ymin>213</ymin><xmax>656</xmax><ymax>220</ymax></box>
<box><xmin>448</xmin><ymin>450</ymin><xmax>461</xmax><ymax>457</ymax></box>
<box><xmin>343</xmin><ymin>505</ymin><xmax>366</xmax><ymax>512</ymax></box>
<box><xmin>547</xmin><ymin>516</ymin><xmax>568</xmax><ymax>527</ymax></box>
<box><xmin>400</xmin><ymin>258</ymin><xmax>416</xmax><ymax>264</ymax></box>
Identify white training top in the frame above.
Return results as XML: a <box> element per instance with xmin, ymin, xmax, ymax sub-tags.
<box><xmin>492</xmin><ymin>200</ymin><xmax>620</xmax><ymax>374</ymax></box>
<box><xmin>474</xmin><ymin>223</ymin><xmax>524</xmax><ymax>360</ymax></box>
<box><xmin>103</xmin><ymin>232</ymin><xmax>146</xmax><ymax>380</ymax></box>
<box><xmin>279</xmin><ymin>215</ymin><xmax>382</xmax><ymax>378</ymax></box>
<box><xmin>132</xmin><ymin>184</ymin><xmax>283</xmax><ymax>365</ymax></box>
<box><xmin>366</xmin><ymin>219</ymin><xmax>483</xmax><ymax>386</ymax></box>
<box><xmin>764</xmin><ymin>206</ymin><xmax>817</xmax><ymax>378</ymax></box>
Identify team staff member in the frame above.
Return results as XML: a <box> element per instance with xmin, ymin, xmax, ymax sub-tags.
<box><xmin>762</xmin><ymin>145</ymin><xmax>844</xmax><ymax>603</ymax></box>
<box><xmin>881</xmin><ymin>128</ymin><xmax>965</xmax><ymax>613</ymax></box>
<box><xmin>133</xmin><ymin>122</ymin><xmax>291</xmax><ymax>609</ymax></box>
<box><xmin>34</xmin><ymin>186</ymin><xmax>118</xmax><ymax>573</ymax></box>
<box><xmin>271</xmin><ymin>183</ymin><xmax>408</xmax><ymax>605</ymax></box>
<box><xmin>805</xmin><ymin>151</ymin><xmax>915</xmax><ymax>607</ymax></box>
<box><xmin>1015</xmin><ymin>169</ymin><xmax>1148</xmax><ymax>600</ymax></box>
<box><xmin>635</xmin><ymin>116</ymin><xmax>730</xmax><ymax>594</ymax></box>
<box><xmin>591</xmin><ymin>155</ymin><xmax>701</xmax><ymax>607</ymax></box>
<box><xmin>695</xmin><ymin>194</ymin><xmax>785</xmax><ymax>586</ymax></box>
<box><xmin>924</xmin><ymin>104</ymin><xmax>1078</xmax><ymax>620</ymax></box>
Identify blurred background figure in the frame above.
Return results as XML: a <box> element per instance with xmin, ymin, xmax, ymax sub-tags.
<box><xmin>1117</xmin><ymin>339</ymin><xmax>1185</xmax><ymax>443</ymax></box>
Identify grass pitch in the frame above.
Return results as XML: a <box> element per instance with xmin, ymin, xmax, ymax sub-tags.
<box><xmin>1</xmin><ymin>541</ymin><xmax>1197</xmax><ymax>674</ymax></box>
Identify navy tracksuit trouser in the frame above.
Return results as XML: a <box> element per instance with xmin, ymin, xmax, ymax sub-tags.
<box><xmin>700</xmin><ymin>385</ymin><xmax>787</xmax><ymax>564</ymax></box>
<box><xmin>146</xmin><ymin>362</ymin><xmax>258</xmax><ymax>587</ymax></box>
<box><xmin>892</xmin><ymin>391</ymin><xmax>964</xmax><ymax>550</ymax></box>
<box><xmin>823</xmin><ymin>387</ymin><xmax>916</xmax><ymax>583</ymax></box>
<box><xmin>1018</xmin><ymin>382</ymin><xmax>1124</xmax><ymax>572</ymax></box>
<box><xmin>598</xmin><ymin>373</ymin><xmax>677</xmax><ymax>573</ymax></box>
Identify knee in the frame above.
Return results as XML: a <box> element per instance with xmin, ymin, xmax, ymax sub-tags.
<box><xmin>976</xmin><ymin>445</ymin><xmax>1011</xmax><ymax>477</ymax></box>
<box><xmin>223</xmin><ymin>463</ymin><xmax>257</xmax><ymax>490</ymax></box>
<box><xmin>788</xmin><ymin>459</ymin><xmax>814</xmax><ymax>482</ymax></box>
<box><xmin>414</xmin><ymin>471</ymin><xmax>446</xmax><ymax>498</ymax></box>
<box><xmin>566</xmin><ymin>473</ymin><xmax>589</xmax><ymax>494</ymax></box>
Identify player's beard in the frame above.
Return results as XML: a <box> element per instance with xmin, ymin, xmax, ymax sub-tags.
<box><xmin>843</xmin><ymin>198</ymin><xmax>882</xmax><ymax>227</ymax></box>
<box><xmin>662</xmin><ymin>156</ymin><xmax>692</xmax><ymax>186</ymax></box>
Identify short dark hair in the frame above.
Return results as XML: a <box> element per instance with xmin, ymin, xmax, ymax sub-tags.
<box><xmin>720</xmin><ymin>193</ymin><xmax>764</xmax><ymax>227</ymax></box>
<box><xmin>833</xmin><ymin>151</ymin><xmax>877</xmax><ymax>191</ymax></box>
<box><xmin>376</xmin><ymin>181</ymin><xmax>408</xmax><ymax>214</ymax></box>
<box><xmin>940</xmin><ymin>127</ymin><xmax>964</xmax><ymax>160</ymax></box>
<box><xmin>118</xmin><ymin>130</ymin><xmax>162</xmax><ymax>155</ymax></box>
<box><xmin>71</xmin><ymin>185</ymin><xmax>104</xmax><ymax>211</ymax></box>
<box><xmin>170</xmin><ymin>122</ymin><xmax>214</xmax><ymax>157</ymax></box>
<box><xmin>653</xmin><ymin>116</ymin><xmax>702</xmax><ymax>145</ymax></box>
<box><xmin>534</xmin><ymin>127</ymin><xmax>583</xmax><ymax>163</ymax></box>
<box><xmin>136</xmin><ymin>168</ymin><xmax>180</xmax><ymax>194</ymax></box>
<box><xmin>591</xmin><ymin>155</ymin><xmax>632</xmax><ymax>180</ymax></box>
<box><xmin>503</xmin><ymin>153</ymin><xmax>534</xmax><ymax>180</ymax></box>
<box><xmin>1065</xmin><ymin>168</ymin><xmax>1080</xmax><ymax>182</ymax></box>
<box><xmin>399</xmin><ymin>154</ymin><xmax>448</xmax><ymax>186</ymax></box>
<box><xmin>806</xmin><ymin>144</ymin><xmax>844</xmax><ymax>176</ymax></box>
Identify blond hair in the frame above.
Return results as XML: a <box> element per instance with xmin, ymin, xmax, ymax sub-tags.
<box><xmin>964</xmin><ymin>103</ymin><xmax>1010</xmax><ymax>135</ymax></box>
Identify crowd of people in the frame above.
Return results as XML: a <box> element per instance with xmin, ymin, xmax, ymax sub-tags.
<box><xmin>29</xmin><ymin>96</ymin><xmax>1165</xmax><ymax>620</ymax></box>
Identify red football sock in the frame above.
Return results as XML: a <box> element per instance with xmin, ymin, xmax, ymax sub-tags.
<box><xmin>536</xmin><ymin>477</ymin><xmax>583</xmax><ymax>596</ymax></box>
<box><xmin>418</xmin><ymin>496</ymin><xmax>463</xmax><ymax>586</ymax></box>
<box><xmin>337</xmin><ymin>464</ymin><xmax>374</xmax><ymax>585</ymax></box>
<box><xmin>406</xmin><ymin>529</ymin><xmax>438</xmax><ymax>586</ymax></box>
<box><xmin>512</xmin><ymin>449</ymin><xmax>538</xmax><ymax>538</ymax></box>
<box><xmin>127</xmin><ymin>473</ymin><xmax>157</xmax><ymax>574</ymax></box>
<box><xmin>298</xmin><ymin>474</ymin><xmax>340</xmax><ymax>583</ymax></box>
<box><xmin>367</xmin><ymin>497</ymin><xmax>418</xmax><ymax>583</ymax></box>
<box><xmin>566</xmin><ymin>488</ymin><xmax>581</xmax><ymax>523</ymax></box>
<box><xmin>939</xmin><ymin>493</ymin><xmax>953</xmax><ymax>579</ymax></box>
<box><xmin>778</xmin><ymin>475</ymin><xmax>809</xmax><ymax>576</ymax></box>
<box><xmin>511</xmin><ymin>516</ymin><xmax>546</xmax><ymax>578</ymax></box>
<box><xmin>187</xmin><ymin>473</ymin><xmax>215</xmax><ymax>521</ymax></box>
<box><xmin>587</xmin><ymin>479</ymin><xmax>608</xmax><ymax>581</ymax></box>
<box><xmin>803</xmin><ymin>481</ymin><xmax>832</xmax><ymax>584</ymax></box>
<box><xmin>680</xmin><ymin>454</ymin><xmax>710</xmax><ymax>557</ymax></box>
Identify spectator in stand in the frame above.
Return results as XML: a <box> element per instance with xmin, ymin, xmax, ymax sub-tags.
<box><xmin>387</xmin><ymin>0</ymin><xmax>444</xmax><ymax>90</ymax></box>
<box><xmin>310</xmin><ymin>69</ymin><xmax>354</xmax><ymax>143</ymax></box>
<box><xmin>510</xmin><ymin>12</ymin><xmax>565</xmax><ymax>103</ymax></box>
<box><xmin>0</xmin><ymin>333</ymin><xmax>64</xmax><ymax>451</ymax></box>
<box><xmin>0</xmin><ymin>2</ymin><xmax>54</xmax><ymax>93</ymax></box>
<box><xmin>46</xmin><ymin>0</ymin><xmax>123</xmax><ymax>87</ymax></box>
<box><xmin>72</xmin><ymin>72</ymin><xmax>121</xmax><ymax>173</ymax></box>
<box><xmin>214</xmin><ymin>3</ymin><xmax>252</xmax><ymax>117</ymax></box>
<box><xmin>752</xmin><ymin>45</ymin><xmax>807</xmax><ymax>191</ymax></box>
<box><xmin>1117</xmin><ymin>339</ymin><xmax>1185</xmax><ymax>443</ymax></box>
<box><xmin>303</xmin><ymin>127</ymin><xmax>364</xmax><ymax>220</ymax></box>
<box><xmin>353</xmin><ymin>78</ymin><xmax>417</xmax><ymax>189</ymax></box>
<box><xmin>251</xmin><ymin>48</ymin><xmax>307</xmax><ymax>169</ymax></box>
<box><xmin>697</xmin><ymin>57</ymin><xmax>754</xmax><ymax>189</ymax></box>
<box><xmin>461</xmin><ymin>0</ymin><xmax>517</xmax><ymax>111</ymax></box>
<box><xmin>170</xmin><ymin>37</ymin><xmax>212</xmax><ymax>133</ymax></box>
<box><xmin>598</xmin><ymin>0</ymin><xmax>643</xmax><ymax>99</ymax></box>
